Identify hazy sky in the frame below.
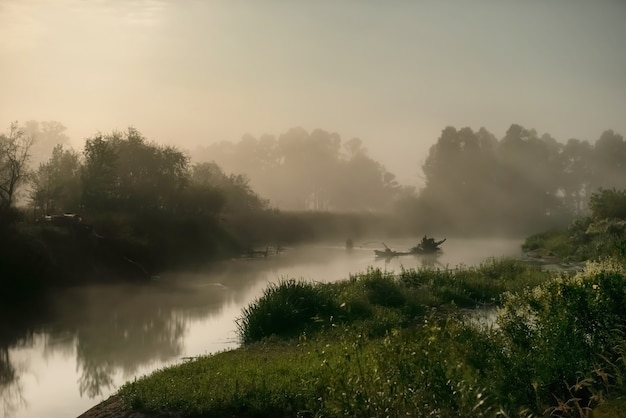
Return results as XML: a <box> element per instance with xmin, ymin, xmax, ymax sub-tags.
<box><xmin>1</xmin><ymin>0</ymin><xmax>625</xmax><ymax>184</ymax></box>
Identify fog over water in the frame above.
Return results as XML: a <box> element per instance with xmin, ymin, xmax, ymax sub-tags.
<box><xmin>2</xmin><ymin>238</ymin><xmax>520</xmax><ymax>418</ymax></box>
<box><xmin>1</xmin><ymin>2</ymin><xmax>626</xmax><ymax>417</ymax></box>
<box><xmin>1</xmin><ymin>1</ymin><xmax>625</xmax><ymax>185</ymax></box>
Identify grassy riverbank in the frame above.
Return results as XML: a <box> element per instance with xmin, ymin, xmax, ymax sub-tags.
<box><xmin>113</xmin><ymin>258</ymin><xmax>626</xmax><ymax>417</ymax></box>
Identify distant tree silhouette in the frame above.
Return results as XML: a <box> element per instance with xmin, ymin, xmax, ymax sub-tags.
<box><xmin>194</xmin><ymin>127</ymin><xmax>401</xmax><ymax>211</ymax></box>
<box><xmin>0</xmin><ymin>122</ymin><xmax>34</xmax><ymax>212</ymax></box>
<box><xmin>30</xmin><ymin>144</ymin><xmax>82</xmax><ymax>215</ymax></box>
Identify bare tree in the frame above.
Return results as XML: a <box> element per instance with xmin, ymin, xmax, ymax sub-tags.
<box><xmin>0</xmin><ymin>122</ymin><xmax>35</xmax><ymax>209</ymax></box>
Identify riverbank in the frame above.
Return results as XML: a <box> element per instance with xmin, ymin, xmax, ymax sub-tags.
<box><xmin>74</xmin><ymin>258</ymin><xmax>626</xmax><ymax>417</ymax></box>
<box><xmin>77</xmin><ymin>395</ymin><xmax>148</xmax><ymax>418</ymax></box>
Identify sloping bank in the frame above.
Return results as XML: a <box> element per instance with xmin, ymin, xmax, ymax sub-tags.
<box><xmin>79</xmin><ymin>259</ymin><xmax>626</xmax><ymax>417</ymax></box>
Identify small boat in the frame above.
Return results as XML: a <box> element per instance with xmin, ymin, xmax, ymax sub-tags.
<box><xmin>374</xmin><ymin>249</ymin><xmax>410</xmax><ymax>258</ymax></box>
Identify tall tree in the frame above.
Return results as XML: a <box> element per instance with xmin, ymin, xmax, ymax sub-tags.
<box><xmin>81</xmin><ymin>128</ymin><xmax>189</xmax><ymax>213</ymax></box>
<box><xmin>0</xmin><ymin>122</ymin><xmax>34</xmax><ymax>210</ymax></box>
<box><xmin>191</xmin><ymin>162</ymin><xmax>267</xmax><ymax>213</ymax></box>
<box><xmin>591</xmin><ymin>130</ymin><xmax>626</xmax><ymax>191</ymax></box>
<box><xmin>195</xmin><ymin>128</ymin><xmax>402</xmax><ymax>211</ymax></box>
<box><xmin>30</xmin><ymin>145</ymin><xmax>82</xmax><ymax>215</ymax></box>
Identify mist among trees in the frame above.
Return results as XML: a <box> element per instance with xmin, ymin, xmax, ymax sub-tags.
<box><xmin>193</xmin><ymin>127</ymin><xmax>406</xmax><ymax>212</ymax></box>
<box><xmin>2</xmin><ymin>120</ymin><xmax>626</xmax><ymax>239</ymax></box>
<box><xmin>397</xmin><ymin>124</ymin><xmax>626</xmax><ymax>235</ymax></box>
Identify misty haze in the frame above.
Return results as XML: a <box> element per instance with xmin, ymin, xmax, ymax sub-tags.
<box><xmin>2</xmin><ymin>2</ymin><xmax>626</xmax><ymax>418</ymax></box>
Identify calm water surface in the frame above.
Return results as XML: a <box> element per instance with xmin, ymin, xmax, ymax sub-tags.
<box><xmin>1</xmin><ymin>238</ymin><xmax>521</xmax><ymax>418</ymax></box>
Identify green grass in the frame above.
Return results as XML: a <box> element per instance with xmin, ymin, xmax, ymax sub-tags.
<box><xmin>118</xmin><ymin>258</ymin><xmax>626</xmax><ymax>417</ymax></box>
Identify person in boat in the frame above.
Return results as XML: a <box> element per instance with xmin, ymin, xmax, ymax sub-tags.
<box><xmin>422</xmin><ymin>235</ymin><xmax>436</xmax><ymax>250</ymax></box>
<box><xmin>417</xmin><ymin>235</ymin><xmax>446</xmax><ymax>253</ymax></box>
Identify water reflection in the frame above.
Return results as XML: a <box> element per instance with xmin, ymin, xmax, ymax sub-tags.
<box><xmin>1</xmin><ymin>238</ymin><xmax>522</xmax><ymax>418</ymax></box>
<box><xmin>1</xmin><ymin>346</ymin><xmax>23</xmax><ymax>418</ymax></box>
<box><xmin>0</xmin><ymin>303</ymin><xmax>41</xmax><ymax>418</ymax></box>
<box><xmin>0</xmin><ymin>279</ymin><xmax>242</xmax><ymax>417</ymax></box>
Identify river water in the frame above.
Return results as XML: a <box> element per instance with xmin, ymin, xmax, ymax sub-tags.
<box><xmin>1</xmin><ymin>237</ymin><xmax>522</xmax><ymax>418</ymax></box>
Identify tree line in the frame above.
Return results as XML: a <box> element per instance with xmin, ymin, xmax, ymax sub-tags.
<box><xmin>3</xmin><ymin>121</ymin><xmax>625</xmax><ymax>235</ymax></box>
<box><xmin>0</xmin><ymin>123</ymin><xmax>266</xmax><ymax>220</ymax></box>
<box><xmin>0</xmin><ymin>123</ymin><xmax>269</xmax><ymax>299</ymax></box>
<box><xmin>193</xmin><ymin>127</ymin><xmax>407</xmax><ymax>211</ymax></box>
<box><xmin>397</xmin><ymin>124</ymin><xmax>626</xmax><ymax>235</ymax></box>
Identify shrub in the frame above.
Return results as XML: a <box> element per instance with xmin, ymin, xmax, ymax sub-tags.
<box><xmin>236</xmin><ymin>279</ymin><xmax>340</xmax><ymax>344</ymax></box>
<box><xmin>359</xmin><ymin>268</ymin><xmax>406</xmax><ymax>308</ymax></box>
<box><xmin>495</xmin><ymin>259</ymin><xmax>626</xmax><ymax>411</ymax></box>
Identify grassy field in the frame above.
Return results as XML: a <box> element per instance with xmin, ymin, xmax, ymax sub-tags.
<box><xmin>116</xmin><ymin>258</ymin><xmax>626</xmax><ymax>417</ymax></box>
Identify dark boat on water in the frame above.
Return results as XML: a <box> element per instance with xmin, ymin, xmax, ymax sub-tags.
<box><xmin>373</xmin><ymin>236</ymin><xmax>446</xmax><ymax>258</ymax></box>
<box><xmin>374</xmin><ymin>249</ymin><xmax>411</xmax><ymax>258</ymax></box>
<box><xmin>410</xmin><ymin>237</ymin><xmax>446</xmax><ymax>254</ymax></box>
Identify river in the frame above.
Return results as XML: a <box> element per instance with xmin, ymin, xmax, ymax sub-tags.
<box><xmin>1</xmin><ymin>237</ymin><xmax>522</xmax><ymax>418</ymax></box>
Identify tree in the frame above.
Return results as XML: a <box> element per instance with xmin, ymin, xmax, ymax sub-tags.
<box><xmin>30</xmin><ymin>144</ymin><xmax>82</xmax><ymax>215</ymax></box>
<box><xmin>194</xmin><ymin>128</ymin><xmax>403</xmax><ymax>211</ymax></box>
<box><xmin>191</xmin><ymin>162</ymin><xmax>267</xmax><ymax>213</ymax></box>
<box><xmin>419</xmin><ymin>126</ymin><xmax>503</xmax><ymax>232</ymax></box>
<box><xmin>588</xmin><ymin>188</ymin><xmax>626</xmax><ymax>220</ymax></box>
<box><xmin>0</xmin><ymin>122</ymin><xmax>34</xmax><ymax>210</ymax></box>
<box><xmin>417</xmin><ymin>124</ymin><xmax>572</xmax><ymax>234</ymax></box>
<box><xmin>81</xmin><ymin>128</ymin><xmax>189</xmax><ymax>213</ymax></box>
<box><xmin>591</xmin><ymin>130</ymin><xmax>626</xmax><ymax>191</ymax></box>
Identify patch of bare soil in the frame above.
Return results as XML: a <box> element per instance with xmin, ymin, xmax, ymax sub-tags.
<box><xmin>76</xmin><ymin>395</ymin><xmax>176</xmax><ymax>418</ymax></box>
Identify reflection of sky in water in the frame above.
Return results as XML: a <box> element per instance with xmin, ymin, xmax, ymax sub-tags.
<box><xmin>3</xmin><ymin>238</ymin><xmax>521</xmax><ymax>418</ymax></box>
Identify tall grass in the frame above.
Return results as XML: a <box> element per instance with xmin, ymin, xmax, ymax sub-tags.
<box><xmin>236</xmin><ymin>279</ymin><xmax>341</xmax><ymax>344</ymax></box>
<box><xmin>120</xmin><ymin>259</ymin><xmax>626</xmax><ymax>417</ymax></box>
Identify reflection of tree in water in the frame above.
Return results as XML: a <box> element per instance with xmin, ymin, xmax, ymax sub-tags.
<box><xmin>74</xmin><ymin>310</ymin><xmax>186</xmax><ymax>398</ymax></box>
<box><xmin>77</xmin><ymin>357</ymin><xmax>115</xmax><ymax>399</ymax></box>
<box><xmin>1</xmin><ymin>346</ymin><xmax>26</xmax><ymax>418</ymax></box>
<box><xmin>0</xmin><ymin>309</ymin><xmax>37</xmax><ymax>418</ymax></box>
<box><xmin>0</xmin><ymin>347</ymin><xmax>15</xmax><ymax>391</ymax></box>
<box><xmin>52</xmin><ymin>285</ymin><xmax>190</xmax><ymax>399</ymax></box>
<box><xmin>2</xmin><ymin>257</ymin><xmax>299</xmax><ymax>406</ymax></box>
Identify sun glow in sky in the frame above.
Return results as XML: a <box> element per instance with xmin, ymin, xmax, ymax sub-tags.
<box><xmin>1</xmin><ymin>0</ymin><xmax>625</xmax><ymax>184</ymax></box>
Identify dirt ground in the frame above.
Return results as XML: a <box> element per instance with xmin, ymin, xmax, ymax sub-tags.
<box><xmin>76</xmin><ymin>395</ymin><xmax>176</xmax><ymax>418</ymax></box>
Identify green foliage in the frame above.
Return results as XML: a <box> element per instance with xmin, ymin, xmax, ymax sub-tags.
<box><xmin>359</xmin><ymin>268</ymin><xmax>406</xmax><ymax>308</ymax></box>
<box><xmin>236</xmin><ymin>260</ymin><xmax>547</xmax><ymax>344</ymax></box>
<box><xmin>81</xmin><ymin>128</ymin><xmax>189</xmax><ymax>213</ymax></box>
<box><xmin>522</xmin><ymin>228</ymin><xmax>572</xmax><ymax>256</ymax></box>
<box><xmin>523</xmin><ymin>190</ymin><xmax>626</xmax><ymax>262</ymax></box>
<box><xmin>120</xmin><ymin>259</ymin><xmax>626</xmax><ymax>417</ymax></box>
<box><xmin>589</xmin><ymin>188</ymin><xmax>626</xmax><ymax>220</ymax></box>
<box><xmin>494</xmin><ymin>259</ymin><xmax>626</xmax><ymax>412</ymax></box>
<box><xmin>191</xmin><ymin>162</ymin><xmax>267</xmax><ymax>213</ymax></box>
<box><xmin>236</xmin><ymin>279</ymin><xmax>341</xmax><ymax>344</ymax></box>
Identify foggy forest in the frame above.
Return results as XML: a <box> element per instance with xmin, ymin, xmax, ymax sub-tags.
<box><xmin>2</xmin><ymin>119</ymin><xmax>625</xmax><ymax>290</ymax></box>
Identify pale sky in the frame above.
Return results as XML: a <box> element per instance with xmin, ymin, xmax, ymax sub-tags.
<box><xmin>1</xmin><ymin>0</ymin><xmax>625</xmax><ymax>185</ymax></box>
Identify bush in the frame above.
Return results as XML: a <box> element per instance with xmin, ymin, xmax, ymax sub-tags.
<box><xmin>494</xmin><ymin>259</ymin><xmax>626</xmax><ymax>411</ymax></box>
<box><xmin>236</xmin><ymin>279</ymin><xmax>341</xmax><ymax>344</ymax></box>
<box><xmin>359</xmin><ymin>269</ymin><xmax>406</xmax><ymax>308</ymax></box>
<box><xmin>589</xmin><ymin>188</ymin><xmax>626</xmax><ymax>220</ymax></box>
